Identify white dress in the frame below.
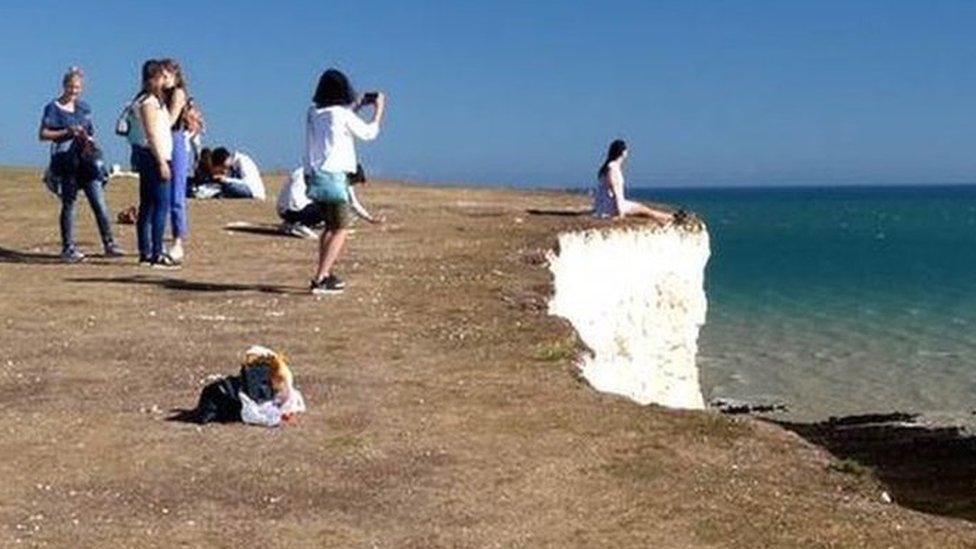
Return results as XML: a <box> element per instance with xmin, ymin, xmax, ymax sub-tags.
<box><xmin>594</xmin><ymin>163</ymin><xmax>635</xmax><ymax>217</ymax></box>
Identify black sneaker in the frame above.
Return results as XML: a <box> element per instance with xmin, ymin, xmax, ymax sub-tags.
<box><xmin>151</xmin><ymin>253</ymin><xmax>182</xmax><ymax>270</ymax></box>
<box><xmin>326</xmin><ymin>274</ymin><xmax>346</xmax><ymax>289</ymax></box>
<box><xmin>310</xmin><ymin>275</ymin><xmax>345</xmax><ymax>295</ymax></box>
<box><xmin>60</xmin><ymin>248</ymin><xmax>85</xmax><ymax>263</ymax></box>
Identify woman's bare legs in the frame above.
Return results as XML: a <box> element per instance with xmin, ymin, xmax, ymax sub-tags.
<box><xmin>623</xmin><ymin>201</ymin><xmax>674</xmax><ymax>224</ymax></box>
<box><xmin>315</xmin><ymin>228</ymin><xmax>348</xmax><ymax>281</ymax></box>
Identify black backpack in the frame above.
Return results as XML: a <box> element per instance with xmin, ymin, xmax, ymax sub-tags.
<box><xmin>192</xmin><ymin>364</ymin><xmax>275</xmax><ymax>424</ymax></box>
<box><xmin>240</xmin><ymin>363</ymin><xmax>275</xmax><ymax>403</ymax></box>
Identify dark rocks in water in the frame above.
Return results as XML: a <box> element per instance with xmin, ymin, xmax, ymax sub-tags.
<box><xmin>777</xmin><ymin>412</ymin><xmax>976</xmax><ymax>522</ymax></box>
<box><xmin>711</xmin><ymin>398</ymin><xmax>789</xmax><ymax>415</ymax></box>
<box><xmin>825</xmin><ymin>412</ymin><xmax>917</xmax><ymax>426</ymax></box>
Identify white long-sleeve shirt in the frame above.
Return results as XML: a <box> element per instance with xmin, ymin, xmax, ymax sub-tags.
<box><xmin>277</xmin><ymin>168</ymin><xmax>312</xmax><ymax>214</ymax></box>
<box><xmin>223</xmin><ymin>151</ymin><xmax>266</xmax><ymax>200</ymax></box>
<box><xmin>304</xmin><ymin>105</ymin><xmax>378</xmax><ymax>174</ymax></box>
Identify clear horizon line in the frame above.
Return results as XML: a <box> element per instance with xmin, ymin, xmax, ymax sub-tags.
<box><xmin>2</xmin><ymin>163</ymin><xmax>975</xmax><ymax>191</ymax></box>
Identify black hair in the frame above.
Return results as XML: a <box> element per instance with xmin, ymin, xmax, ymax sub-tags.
<box><xmin>598</xmin><ymin>139</ymin><xmax>628</xmax><ymax>178</ymax></box>
<box><xmin>139</xmin><ymin>59</ymin><xmax>166</xmax><ymax>98</ymax></box>
<box><xmin>312</xmin><ymin>69</ymin><xmax>355</xmax><ymax>108</ymax></box>
<box><xmin>195</xmin><ymin>147</ymin><xmax>213</xmax><ymax>180</ymax></box>
<box><xmin>211</xmin><ymin>147</ymin><xmax>231</xmax><ymax>167</ymax></box>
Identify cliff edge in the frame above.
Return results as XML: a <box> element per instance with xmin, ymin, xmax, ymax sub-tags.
<box><xmin>548</xmin><ymin>222</ymin><xmax>710</xmax><ymax>409</ymax></box>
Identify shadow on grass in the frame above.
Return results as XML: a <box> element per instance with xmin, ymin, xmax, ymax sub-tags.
<box><xmin>0</xmin><ymin>245</ymin><xmax>62</xmax><ymax>264</ymax></box>
<box><xmin>66</xmin><ymin>274</ymin><xmax>297</xmax><ymax>294</ymax></box>
<box><xmin>773</xmin><ymin>413</ymin><xmax>976</xmax><ymax>521</ymax></box>
<box><xmin>0</xmin><ymin>245</ymin><xmax>126</xmax><ymax>266</ymax></box>
<box><xmin>525</xmin><ymin>208</ymin><xmax>593</xmax><ymax>217</ymax></box>
<box><xmin>223</xmin><ymin>222</ymin><xmax>293</xmax><ymax>238</ymax></box>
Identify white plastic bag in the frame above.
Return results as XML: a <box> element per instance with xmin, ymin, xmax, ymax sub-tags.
<box><xmin>239</xmin><ymin>392</ymin><xmax>282</xmax><ymax>427</ymax></box>
<box><xmin>239</xmin><ymin>388</ymin><xmax>306</xmax><ymax>428</ymax></box>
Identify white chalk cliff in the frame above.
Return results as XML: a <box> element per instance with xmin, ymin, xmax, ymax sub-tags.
<box><xmin>547</xmin><ymin>223</ymin><xmax>710</xmax><ymax>409</ymax></box>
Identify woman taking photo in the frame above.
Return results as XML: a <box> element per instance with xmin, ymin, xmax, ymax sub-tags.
<box><xmin>38</xmin><ymin>66</ymin><xmax>123</xmax><ymax>262</ymax></box>
<box><xmin>161</xmin><ymin>58</ymin><xmax>190</xmax><ymax>262</ymax></box>
<box><xmin>594</xmin><ymin>139</ymin><xmax>674</xmax><ymax>223</ymax></box>
<box><xmin>304</xmin><ymin>68</ymin><xmax>386</xmax><ymax>294</ymax></box>
<box><xmin>130</xmin><ymin>59</ymin><xmax>178</xmax><ymax>267</ymax></box>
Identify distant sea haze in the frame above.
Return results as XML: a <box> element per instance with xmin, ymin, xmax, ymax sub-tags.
<box><xmin>631</xmin><ymin>184</ymin><xmax>976</xmax><ymax>425</ymax></box>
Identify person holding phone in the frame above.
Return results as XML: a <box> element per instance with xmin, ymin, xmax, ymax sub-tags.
<box><xmin>303</xmin><ymin>68</ymin><xmax>386</xmax><ymax>294</ymax></box>
<box><xmin>38</xmin><ymin>66</ymin><xmax>123</xmax><ymax>262</ymax></box>
<box><xmin>131</xmin><ymin>59</ymin><xmax>178</xmax><ymax>268</ymax></box>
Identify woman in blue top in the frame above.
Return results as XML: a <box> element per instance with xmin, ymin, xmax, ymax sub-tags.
<box><xmin>38</xmin><ymin>67</ymin><xmax>123</xmax><ymax>262</ymax></box>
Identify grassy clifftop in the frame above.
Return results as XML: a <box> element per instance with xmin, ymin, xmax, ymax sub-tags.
<box><xmin>0</xmin><ymin>168</ymin><xmax>973</xmax><ymax>547</ymax></box>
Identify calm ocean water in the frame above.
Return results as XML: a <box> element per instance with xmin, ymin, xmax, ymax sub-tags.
<box><xmin>632</xmin><ymin>185</ymin><xmax>976</xmax><ymax>424</ymax></box>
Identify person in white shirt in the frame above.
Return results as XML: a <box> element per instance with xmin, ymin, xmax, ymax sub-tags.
<box><xmin>277</xmin><ymin>167</ymin><xmax>383</xmax><ymax>238</ymax></box>
<box><xmin>132</xmin><ymin>60</ymin><xmax>179</xmax><ymax>268</ymax></box>
<box><xmin>303</xmin><ymin>68</ymin><xmax>386</xmax><ymax>294</ymax></box>
<box><xmin>210</xmin><ymin>147</ymin><xmax>266</xmax><ymax>200</ymax></box>
<box><xmin>594</xmin><ymin>139</ymin><xmax>674</xmax><ymax>223</ymax></box>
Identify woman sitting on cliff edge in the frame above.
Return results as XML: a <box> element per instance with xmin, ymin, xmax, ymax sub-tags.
<box><xmin>594</xmin><ymin>139</ymin><xmax>675</xmax><ymax>223</ymax></box>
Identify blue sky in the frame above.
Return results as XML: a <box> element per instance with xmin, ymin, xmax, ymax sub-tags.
<box><xmin>1</xmin><ymin>0</ymin><xmax>974</xmax><ymax>187</ymax></box>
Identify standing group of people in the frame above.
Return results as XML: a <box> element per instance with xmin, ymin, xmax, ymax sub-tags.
<box><xmin>39</xmin><ymin>63</ymin><xmax>388</xmax><ymax>294</ymax></box>
<box><xmin>40</xmin><ymin>61</ymin><xmax>670</xmax><ymax>294</ymax></box>
<box><xmin>39</xmin><ymin>60</ymin><xmax>200</xmax><ymax>266</ymax></box>
<box><xmin>121</xmin><ymin>58</ymin><xmax>196</xmax><ymax>267</ymax></box>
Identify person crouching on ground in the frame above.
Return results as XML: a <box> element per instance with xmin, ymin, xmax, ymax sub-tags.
<box><xmin>38</xmin><ymin>66</ymin><xmax>124</xmax><ymax>262</ymax></box>
<box><xmin>594</xmin><ymin>139</ymin><xmax>674</xmax><ymax>223</ymax></box>
<box><xmin>208</xmin><ymin>147</ymin><xmax>266</xmax><ymax>200</ymax></box>
<box><xmin>132</xmin><ymin>60</ymin><xmax>179</xmax><ymax>268</ymax></box>
<box><xmin>277</xmin><ymin>166</ymin><xmax>384</xmax><ymax>239</ymax></box>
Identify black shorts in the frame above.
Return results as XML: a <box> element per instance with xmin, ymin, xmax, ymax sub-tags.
<box><xmin>316</xmin><ymin>201</ymin><xmax>352</xmax><ymax>231</ymax></box>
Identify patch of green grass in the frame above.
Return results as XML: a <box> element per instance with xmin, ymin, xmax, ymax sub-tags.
<box><xmin>692</xmin><ymin>518</ymin><xmax>726</xmax><ymax>545</ymax></box>
<box><xmin>828</xmin><ymin>458</ymin><xmax>872</xmax><ymax>477</ymax></box>
<box><xmin>325</xmin><ymin>435</ymin><xmax>367</xmax><ymax>451</ymax></box>
<box><xmin>533</xmin><ymin>337</ymin><xmax>578</xmax><ymax>362</ymax></box>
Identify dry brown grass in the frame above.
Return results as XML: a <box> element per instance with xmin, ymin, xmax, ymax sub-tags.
<box><xmin>1</xmin><ymin>167</ymin><xmax>974</xmax><ymax>547</ymax></box>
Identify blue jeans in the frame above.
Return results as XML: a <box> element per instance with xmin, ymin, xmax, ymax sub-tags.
<box><xmin>170</xmin><ymin>130</ymin><xmax>189</xmax><ymax>238</ymax></box>
<box><xmin>220</xmin><ymin>182</ymin><xmax>254</xmax><ymax>199</ymax></box>
<box><xmin>133</xmin><ymin>146</ymin><xmax>171</xmax><ymax>261</ymax></box>
<box><xmin>59</xmin><ymin>175</ymin><xmax>114</xmax><ymax>253</ymax></box>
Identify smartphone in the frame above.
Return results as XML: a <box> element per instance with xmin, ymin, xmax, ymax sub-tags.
<box><xmin>361</xmin><ymin>92</ymin><xmax>379</xmax><ymax>105</ymax></box>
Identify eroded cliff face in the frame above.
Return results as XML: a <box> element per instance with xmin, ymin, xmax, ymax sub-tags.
<box><xmin>547</xmin><ymin>223</ymin><xmax>710</xmax><ymax>409</ymax></box>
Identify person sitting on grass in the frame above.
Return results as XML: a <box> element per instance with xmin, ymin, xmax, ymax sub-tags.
<box><xmin>594</xmin><ymin>139</ymin><xmax>675</xmax><ymax>223</ymax></box>
<box><xmin>208</xmin><ymin>146</ymin><xmax>266</xmax><ymax>200</ymax></box>
<box><xmin>277</xmin><ymin>166</ymin><xmax>383</xmax><ymax>239</ymax></box>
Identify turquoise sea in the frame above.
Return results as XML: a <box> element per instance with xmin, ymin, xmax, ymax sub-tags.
<box><xmin>633</xmin><ymin>185</ymin><xmax>976</xmax><ymax>424</ymax></box>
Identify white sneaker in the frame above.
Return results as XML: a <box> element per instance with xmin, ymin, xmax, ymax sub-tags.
<box><xmin>296</xmin><ymin>225</ymin><xmax>319</xmax><ymax>239</ymax></box>
<box><xmin>169</xmin><ymin>243</ymin><xmax>185</xmax><ymax>262</ymax></box>
<box><xmin>280</xmin><ymin>222</ymin><xmax>304</xmax><ymax>238</ymax></box>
